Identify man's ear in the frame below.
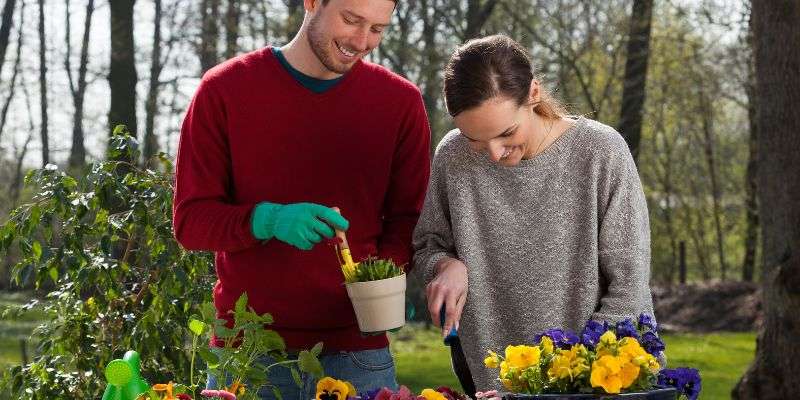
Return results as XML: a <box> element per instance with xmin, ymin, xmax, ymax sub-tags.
<box><xmin>304</xmin><ymin>0</ymin><xmax>319</xmax><ymax>13</ymax></box>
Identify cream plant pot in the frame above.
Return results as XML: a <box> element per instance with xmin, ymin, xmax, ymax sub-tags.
<box><xmin>345</xmin><ymin>273</ymin><xmax>406</xmax><ymax>333</ymax></box>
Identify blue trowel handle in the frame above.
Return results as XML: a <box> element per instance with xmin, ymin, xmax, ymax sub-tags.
<box><xmin>439</xmin><ymin>304</ymin><xmax>459</xmax><ymax>346</ymax></box>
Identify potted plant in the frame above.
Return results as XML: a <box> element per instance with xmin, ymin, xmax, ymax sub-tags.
<box><xmin>482</xmin><ymin>315</ymin><xmax>701</xmax><ymax>400</ymax></box>
<box><xmin>331</xmin><ymin>209</ymin><xmax>406</xmax><ymax>333</ymax></box>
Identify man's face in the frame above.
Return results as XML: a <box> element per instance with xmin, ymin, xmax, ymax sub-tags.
<box><xmin>306</xmin><ymin>0</ymin><xmax>394</xmax><ymax>74</ymax></box>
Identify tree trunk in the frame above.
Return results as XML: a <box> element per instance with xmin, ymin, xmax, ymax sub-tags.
<box><xmin>0</xmin><ymin>0</ymin><xmax>16</xmax><ymax>74</ymax></box>
<box><xmin>617</xmin><ymin>0</ymin><xmax>653</xmax><ymax>163</ymax></box>
<box><xmin>463</xmin><ymin>0</ymin><xmax>498</xmax><ymax>41</ymax></box>
<box><xmin>734</xmin><ymin>1</ymin><xmax>800</xmax><ymax>398</ymax></box>
<box><xmin>199</xmin><ymin>0</ymin><xmax>220</xmax><ymax>74</ymax></box>
<box><xmin>698</xmin><ymin>85</ymin><xmax>728</xmax><ymax>280</ymax></box>
<box><xmin>224</xmin><ymin>0</ymin><xmax>239</xmax><ymax>59</ymax></box>
<box><xmin>143</xmin><ymin>0</ymin><xmax>162</xmax><ymax>165</ymax></box>
<box><xmin>67</xmin><ymin>0</ymin><xmax>95</xmax><ymax>170</ymax></box>
<box><xmin>108</xmin><ymin>0</ymin><xmax>138</xmax><ymax>145</ymax></box>
<box><xmin>10</xmin><ymin>131</ymin><xmax>32</xmax><ymax>205</ymax></box>
<box><xmin>38</xmin><ymin>0</ymin><xmax>49</xmax><ymax>166</ymax></box>
<box><xmin>0</xmin><ymin>0</ymin><xmax>22</xmax><ymax>142</ymax></box>
<box><xmin>742</xmin><ymin>17</ymin><xmax>759</xmax><ymax>283</ymax></box>
<box><xmin>283</xmin><ymin>0</ymin><xmax>303</xmax><ymax>43</ymax></box>
<box><xmin>420</xmin><ymin>0</ymin><xmax>442</xmax><ymax>149</ymax></box>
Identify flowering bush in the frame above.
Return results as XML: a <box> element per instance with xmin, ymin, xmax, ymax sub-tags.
<box><xmin>483</xmin><ymin>314</ymin><xmax>701</xmax><ymax>399</ymax></box>
<box><xmin>314</xmin><ymin>377</ymin><xmax>468</xmax><ymax>400</ymax></box>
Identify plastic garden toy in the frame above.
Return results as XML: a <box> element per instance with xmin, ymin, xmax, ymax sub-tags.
<box><xmin>102</xmin><ymin>350</ymin><xmax>150</xmax><ymax>400</ymax></box>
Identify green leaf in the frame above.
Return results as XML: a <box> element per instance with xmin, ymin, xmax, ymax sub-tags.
<box><xmin>189</xmin><ymin>318</ymin><xmax>206</xmax><ymax>336</ymax></box>
<box><xmin>259</xmin><ymin>329</ymin><xmax>286</xmax><ymax>352</ymax></box>
<box><xmin>198</xmin><ymin>347</ymin><xmax>220</xmax><ymax>369</ymax></box>
<box><xmin>310</xmin><ymin>342</ymin><xmax>323</xmax><ymax>357</ymax></box>
<box><xmin>235</xmin><ymin>293</ymin><xmax>249</xmax><ymax>314</ymax></box>
<box><xmin>245</xmin><ymin>366</ymin><xmax>267</xmax><ymax>383</ymax></box>
<box><xmin>290</xmin><ymin>367</ymin><xmax>303</xmax><ymax>388</ymax></box>
<box><xmin>272</xmin><ymin>386</ymin><xmax>284</xmax><ymax>400</ymax></box>
<box><xmin>48</xmin><ymin>266</ymin><xmax>58</xmax><ymax>283</ymax></box>
<box><xmin>298</xmin><ymin>349</ymin><xmax>323</xmax><ymax>378</ymax></box>
<box><xmin>32</xmin><ymin>241</ymin><xmax>42</xmax><ymax>261</ymax></box>
<box><xmin>215</xmin><ymin>326</ymin><xmax>237</xmax><ymax>339</ymax></box>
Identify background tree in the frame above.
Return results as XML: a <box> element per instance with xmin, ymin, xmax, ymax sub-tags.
<box><xmin>734</xmin><ymin>0</ymin><xmax>800</xmax><ymax>398</ymax></box>
<box><xmin>0</xmin><ymin>0</ymin><xmax>17</xmax><ymax>74</ymax></box>
<box><xmin>618</xmin><ymin>0</ymin><xmax>653</xmax><ymax>163</ymax></box>
<box><xmin>65</xmin><ymin>0</ymin><xmax>95</xmax><ymax>170</ymax></box>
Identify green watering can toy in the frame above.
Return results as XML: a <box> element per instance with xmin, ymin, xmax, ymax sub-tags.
<box><xmin>102</xmin><ymin>350</ymin><xmax>150</xmax><ymax>400</ymax></box>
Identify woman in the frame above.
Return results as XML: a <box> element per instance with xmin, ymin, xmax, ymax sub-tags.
<box><xmin>412</xmin><ymin>34</ymin><xmax>655</xmax><ymax>394</ymax></box>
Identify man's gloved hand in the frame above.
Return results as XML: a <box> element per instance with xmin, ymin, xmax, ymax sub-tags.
<box><xmin>251</xmin><ymin>202</ymin><xmax>349</xmax><ymax>250</ymax></box>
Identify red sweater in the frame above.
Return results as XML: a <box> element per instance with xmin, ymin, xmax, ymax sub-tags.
<box><xmin>173</xmin><ymin>47</ymin><xmax>431</xmax><ymax>352</ymax></box>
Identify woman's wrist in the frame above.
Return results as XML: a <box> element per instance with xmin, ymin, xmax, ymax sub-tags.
<box><xmin>434</xmin><ymin>256</ymin><xmax>461</xmax><ymax>275</ymax></box>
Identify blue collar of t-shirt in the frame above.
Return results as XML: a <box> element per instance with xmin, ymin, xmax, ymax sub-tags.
<box><xmin>272</xmin><ymin>47</ymin><xmax>345</xmax><ymax>94</ymax></box>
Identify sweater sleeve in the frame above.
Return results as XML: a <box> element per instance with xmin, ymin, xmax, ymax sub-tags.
<box><xmin>172</xmin><ymin>77</ymin><xmax>260</xmax><ymax>253</ymax></box>
<box><xmin>376</xmin><ymin>91</ymin><xmax>432</xmax><ymax>270</ymax></box>
<box><xmin>412</xmin><ymin>136</ymin><xmax>458</xmax><ymax>284</ymax></box>
<box><xmin>591</xmin><ymin>136</ymin><xmax>655</xmax><ymax>324</ymax></box>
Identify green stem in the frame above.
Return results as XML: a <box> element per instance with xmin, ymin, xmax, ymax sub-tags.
<box><xmin>190</xmin><ymin>334</ymin><xmax>198</xmax><ymax>389</ymax></box>
<box><xmin>263</xmin><ymin>359</ymin><xmax>299</xmax><ymax>372</ymax></box>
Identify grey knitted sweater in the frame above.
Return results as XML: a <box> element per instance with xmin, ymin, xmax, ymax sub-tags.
<box><xmin>411</xmin><ymin>117</ymin><xmax>655</xmax><ymax>392</ymax></box>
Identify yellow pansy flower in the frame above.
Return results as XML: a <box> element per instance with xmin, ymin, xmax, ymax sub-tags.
<box><xmin>505</xmin><ymin>345</ymin><xmax>541</xmax><ymax>369</ymax></box>
<box><xmin>499</xmin><ymin>360</ymin><xmax>513</xmax><ymax>390</ymax></box>
<box><xmin>548</xmin><ymin>345</ymin><xmax>590</xmax><ymax>382</ymax></box>
<box><xmin>540</xmin><ymin>336</ymin><xmax>554</xmax><ymax>356</ymax></box>
<box><xmin>619</xmin><ymin>359</ymin><xmax>641</xmax><ymax>389</ymax></box>
<box><xmin>316</xmin><ymin>377</ymin><xmax>352</xmax><ymax>400</ymax></box>
<box><xmin>590</xmin><ymin>355</ymin><xmax>623</xmax><ymax>394</ymax></box>
<box><xmin>421</xmin><ymin>389</ymin><xmax>447</xmax><ymax>400</ymax></box>
<box><xmin>548</xmin><ymin>353</ymin><xmax>573</xmax><ymax>380</ymax></box>
<box><xmin>484</xmin><ymin>350</ymin><xmax>500</xmax><ymax>368</ymax></box>
<box><xmin>645</xmin><ymin>354</ymin><xmax>661</xmax><ymax>372</ymax></box>
<box><xmin>345</xmin><ymin>381</ymin><xmax>357</xmax><ymax>398</ymax></box>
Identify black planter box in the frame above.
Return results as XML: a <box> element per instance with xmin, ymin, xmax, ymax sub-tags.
<box><xmin>501</xmin><ymin>386</ymin><xmax>677</xmax><ymax>400</ymax></box>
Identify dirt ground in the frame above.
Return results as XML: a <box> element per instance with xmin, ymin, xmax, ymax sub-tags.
<box><xmin>651</xmin><ymin>281</ymin><xmax>761</xmax><ymax>332</ymax></box>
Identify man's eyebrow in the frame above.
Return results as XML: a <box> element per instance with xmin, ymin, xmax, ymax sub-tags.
<box><xmin>343</xmin><ymin>10</ymin><xmax>389</xmax><ymax>27</ymax></box>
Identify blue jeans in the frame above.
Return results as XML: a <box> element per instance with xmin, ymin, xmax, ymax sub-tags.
<box><xmin>206</xmin><ymin>347</ymin><xmax>398</xmax><ymax>400</ymax></box>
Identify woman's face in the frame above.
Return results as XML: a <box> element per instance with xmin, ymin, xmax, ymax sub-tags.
<box><xmin>453</xmin><ymin>96</ymin><xmax>536</xmax><ymax>167</ymax></box>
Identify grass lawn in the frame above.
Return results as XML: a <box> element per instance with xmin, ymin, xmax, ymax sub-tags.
<box><xmin>0</xmin><ymin>292</ymin><xmax>757</xmax><ymax>400</ymax></box>
<box><xmin>0</xmin><ymin>292</ymin><xmax>43</xmax><ymax>368</ymax></box>
<box><xmin>391</xmin><ymin>325</ymin><xmax>756</xmax><ymax>400</ymax></box>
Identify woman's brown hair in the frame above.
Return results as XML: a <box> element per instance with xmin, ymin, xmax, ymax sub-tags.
<box><xmin>443</xmin><ymin>34</ymin><xmax>565</xmax><ymax>119</ymax></box>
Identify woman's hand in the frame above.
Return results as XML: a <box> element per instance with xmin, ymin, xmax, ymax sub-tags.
<box><xmin>426</xmin><ymin>257</ymin><xmax>468</xmax><ymax>338</ymax></box>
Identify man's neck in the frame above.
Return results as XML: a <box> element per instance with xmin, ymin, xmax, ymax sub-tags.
<box><xmin>280</xmin><ymin>32</ymin><xmax>343</xmax><ymax>80</ymax></box>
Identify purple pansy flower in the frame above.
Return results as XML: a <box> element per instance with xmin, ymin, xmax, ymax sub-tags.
<box><xmin>580</xmin><ymin>320</ymin><xmax>609</xmax><ymax>349</ymax></box>
<box><xmin>535</xmin><ymin>328</ymin><xmax>579</xmax><ymax>349</ymax></box>
<box><xmin>658</xmin><ymin>368</ymin><xmax>702</xmax><ymax>400</ymax></box>
<box><xmin>616</xmin><ymin>318</ymin><xmax>640</xmax><ymax>339</ymax></box>
<box><xmin>641</xmin><ymin>331</ymin><xmax>666</xmax><ymax>355</ymax></box>
<box><xmin>638</xmin><ymin>313</ymin><xmax>658</xmax><ymax>332</ymax></box>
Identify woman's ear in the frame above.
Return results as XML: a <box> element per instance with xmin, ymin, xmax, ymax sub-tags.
<box><xmin>528</xmin><ymin>79</ymin><xmax>541</xmax><ymax>105</ymax></box>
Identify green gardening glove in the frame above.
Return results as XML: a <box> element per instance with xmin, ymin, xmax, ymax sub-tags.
<box><xmin>251</xmin><ymin>202</ymin><xmax>349</xmax><ymax>250</ymax></box>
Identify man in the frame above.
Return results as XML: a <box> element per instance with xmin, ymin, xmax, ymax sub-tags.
<box><xmin>172</xmin><ymin>0</ymin><xmax>431</xmax><ymax>398</ymax></box>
